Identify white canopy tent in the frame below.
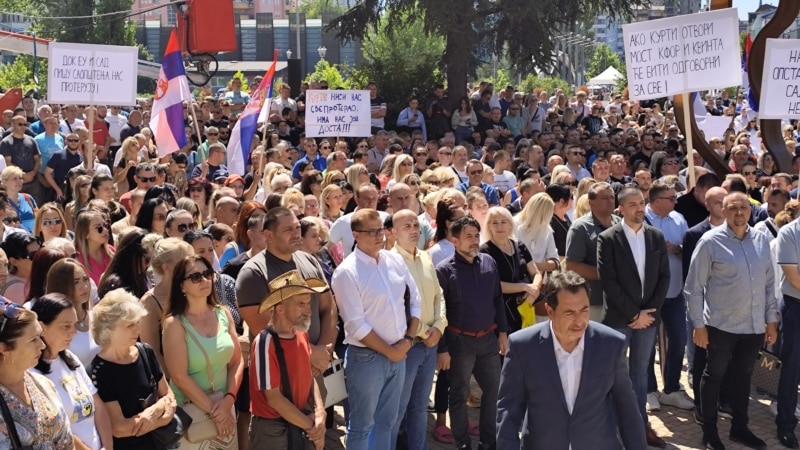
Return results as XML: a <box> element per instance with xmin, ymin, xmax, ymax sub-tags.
<box><xmin>588</xmin><ymin>66</ymin><xmax>623</xmax><ymax>85</ymax></box>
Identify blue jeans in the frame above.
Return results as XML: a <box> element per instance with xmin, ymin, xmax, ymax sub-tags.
<box><xmin>344</xmin><ymin>346</ymin><xmax>405</xmax><ymax>450</ymax></box>
<box><xmin>391</xmin><ymin>342</ymin><xmax>437</xmax><ymax>450</ymax></box>
<box><xmin>647</xmin><ymin>295</ymin><xmax>688</xmax><ymax>394</ymax></box>
<box><xmin>616</xmin><ymin>326</ymin><xmax>657</xmax><ymax>425</ymax></box>
<box><xmin>777</xmin><ymin>296</ymin><xmax>800</xmax><ymax>432</ymax></box>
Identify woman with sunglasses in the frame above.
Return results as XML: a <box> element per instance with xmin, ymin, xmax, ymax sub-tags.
<box><xmin>0</xmin><ymin>232</ymin><xmax>40</xmax><ymax>304</ymax></box>
<box><xmin>1</xmin><ymin>166</ymin><xmax>37</xmax><ymax>232</ymax></box>
<box><xmin>401</xmin><ymin>173</ymin><xmax>425</xmax><ymax>215</ymax></box>
<box><xmin>135</xmin><ymin>198</ymin><xmax>169</xmax><ymax>236</ymax></box>
<box><xmin>0</xmin><ymin>301</ymin><xmax>73</xmax><ymax>449</ymax></box>
<box><xmin>300</xmin><ymin>169</ymin><xmax>324</xmax><ymax>198</ymax></box>
<box><xmin>74</xmin><ymin>210</ymin><xmax>115</xmax><ymax>286</ymax></box>
<box><xmin>66</xmin><ymin>174</ymin><xmax>92</xmax><ymax>231</ymax></box>
<box><xmin>31</xmin><ymin>293</ymin><xmax>112</xmax><ymax>450</ymax></box>
<box><xmin>162</xmin><ymin>255</ymin><xmax>243</xmax><ymax>448</ymax></box>
<box><xmin>186</xmin><ymin>177</ymin><xmax>213</xmax><ymax>223</ymax></box>
<box><xmin>140</xmin><ymin>238</ymin><xmax>194</xmax><ymax>376</ymax></box>
<box><xmin>113</xmin><ymin>136</ymin><xmax>142</xmax><ymax>193</ymax></box>
<box><xmin>45</xmin><ymin>258</ymin><xmax>100</xmax><ymax>366</ymax></box>
<box><xmin>33</xmin><ymin>202</ymin><xmax>71</xmax><ymax>244</ymax></box>
<box><xmin>99</xmin><ymin>228</ymin><xmax>152</xmax><ymax>300</ymax></box>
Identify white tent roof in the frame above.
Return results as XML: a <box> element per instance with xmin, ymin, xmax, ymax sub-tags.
<box><xmin>588</xmin><ymin>66</ymin><xmax>623</xmax><ymax>85</ymax></box>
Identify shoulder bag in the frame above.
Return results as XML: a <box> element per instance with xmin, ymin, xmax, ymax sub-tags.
<box><xmin>179</xmin><ymin>316</ymin><xmax>225</xmax><ymax>443</ymax></box>
<box><xmin>136</xmin><ymin>343</ymin><xmax>193</xmax><ymax>450</ymax></box>
<box><xmin>264</xmin><ymin>328</ymin><xmax>311</xmax><ymax>450</ymax></box>
<box><xmin>0</xmin><ymin>390</ymin><xmax>33</xmax><ymax>450</ymax></box>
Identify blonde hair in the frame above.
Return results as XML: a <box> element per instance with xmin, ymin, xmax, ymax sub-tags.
<box><xmin>574</xmin><ymin>193</ymin><xmax>590</xmax><ymax>218</ymax></box>
<box><xmin>515</xmin><ymin>192</ymin><xmax>555</xmax><ymax>247</ymax></box>
<box><xmin>319</xmin><ymin>184</ymin><xmax>343</xmax><ymax>222</ymax></box>
<box><xmin>392</xmin><ymin>154</ymin><xmax>413</xmax><ymax>181</ymax></box>
<box><xmin>432</xmin><ymin>167</ymin><xmax>458</xmax><ymax>189</ymax></box>
<box><xmin>575</xmin><ymin>178</ymin><xmax>597</xmax><ymax>200</ymax></box>
<box><xmin>1</xmin><ymin>165</ymin><xmax>23</xmax><ymax>182</ymax></box>
<box><xmin>301</xmin><ymin>216</ymin><xmax>331</xmax><ymax>244</ymax></box>
<box><xmin>34</xmin><ymin>202</ymin><xmax>68</xmax><ymax>241</ymax></box>
<box><xmin>74</xmin><ymin>210</ymin><xmax>114</xmax><ymax>268</ymax></box>
<box><xmin>151</xmin><ymin>238</ymin><xmax>193</xmax><ymax>277</ymax></box>
<box><xmin>322</xmin><ymin>170</ymin><xmax>344</xmax><ymax>189</ymax></box>
<box><xmin>550</xmin><ymin>165</ymin><xmax>570</xmax><ymax>181</ymax></box>
<box><xmin>345</xmin><ymin>164</ymin><xmax>367</xmax><ymax>192</ymax></box>
<box><xmin>281</xmin><ymin>188</ymin><xmax>305</xmax><ymax>211</ymax></box>
<box><xmin>92</xmin><ymin>288</ymin><xmax>148</xmax><ymax>347</ymax></box>
<box><xmin>483</xmin><ymin>206</ymin><xmax>515</xmax><ymax>243</ymax></box>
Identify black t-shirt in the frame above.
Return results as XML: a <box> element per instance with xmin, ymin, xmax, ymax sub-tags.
<box><xmin>479</xmin><ymin>239</ymin><xmax>534</xmax><ymax>332</ymax></box>
<box><xmin>550</xmin><ymin>215</ymin><xmax>572</xmax><ymax>257</ymax></box>
<box><xmin>222</xmin><ymin>251</ymin><xmax>252</xmax><ymax>280</ymax></box>
<box><xmin>117</xmin><ymin>157</ymin><xmax>137</xmax><ymax>188</ymax></box>
<box><xmin>46</xmin><ymin>149</ymin><xmax>83</xmax><ymax>189</ymax></box>
<box><xmin>0</xmin><ymin>134</ymin><xmax>39</xmax><ymax>172</ymax></box>
<box><xmin>89</xmin><ymin>343</ymin><xmax>162</xmax><ymax>450</ymax></box>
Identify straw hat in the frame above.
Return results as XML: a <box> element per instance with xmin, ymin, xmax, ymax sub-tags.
<box><xmin>258</xmin><ymin>270</ymin><xmax>329</xmax><ymax>313</ymax></box>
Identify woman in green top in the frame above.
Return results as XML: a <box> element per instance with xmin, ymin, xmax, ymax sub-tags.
<box><xmin>162</xmin><ymin>255</ymin><xmax>244</xmax><ymax>449</ymax></box>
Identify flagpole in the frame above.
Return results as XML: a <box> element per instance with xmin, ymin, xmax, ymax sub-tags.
<box><xmin>188</xmin><ymin>101</ymin><xmax>205</xmax><ymax>162</ymax></box>
<box><xmin>85</xmin><ymin>105</ymin><xmax>95</xmax><ymax>170</ymax></box>
<box><xmin>682</xmin><ymin>92</ymin><xmax>695</xmax><ymax>191</ymax></box>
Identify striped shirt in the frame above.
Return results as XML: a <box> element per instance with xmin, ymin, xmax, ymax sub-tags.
<box><xmin>249</xmin><ymin>330</ymin><xmax>313</xmax><ymax>419</ymax></box>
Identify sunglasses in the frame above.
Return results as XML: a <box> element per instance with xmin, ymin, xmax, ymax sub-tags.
<box><xmin>184</xmin><ymin>268</ymin><xmax>214</xmax><ymax>284</ymax></box>
<box><xmin>354</xmin><ymin>227</ymin><xmax>385</xmax><ymax>237</ymax></box>
<box><xmin>66</xmin><ymin>138</ymin><xmax>80</xmax><ymax>143</ymax></box>
<box><xmin>94</xmin><ymin>223</ymin><xmax>109</xmax><ymax>233</ymax></box>
<box><xmin>176</xmin><ymin>222</ymin><xmax>197</xmax><ymax>233</ymax></box>
<box><xmin>571</xmin><ymin>152</ymin><xmax>586</xmax><ymax>157</ymax></box>
<box><xmin>0</xmin><ymin>302</ymin><xmax>22</xmax><ymax>337</ymax></box>
<box><xmin>43</xmin><ymin>219</ymin><xmax>63</xmax><ymax>227</ymax></box>
<box><xmin>415</xmin><ymin>152</ymin><xmax>428</xmax><ymax>157</ymax></box>
<box><xmin>139</xmin><ymin>176</ymin><xmax>156</xmax><ymax>183</ymax></box>
<box><xmin>3</xmin><ymin>217</ymin><xmax>20</xmax><ymax>225</ymax></box>
<box><xmin>207</xmin><ymin>132</ymin><xmax>219</xmax><ymax>136</ymax></box>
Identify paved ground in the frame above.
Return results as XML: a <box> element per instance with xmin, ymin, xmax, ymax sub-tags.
<box><xmin>323</xmin><ymin>358</ymin><xmax>784</xmax><ymax>449</ymax></box>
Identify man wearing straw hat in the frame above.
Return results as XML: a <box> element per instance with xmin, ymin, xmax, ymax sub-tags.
<box><xmin>249</xmin><ymin>269</ymin><xmax>329</xmax><ymax>450</ymax></box>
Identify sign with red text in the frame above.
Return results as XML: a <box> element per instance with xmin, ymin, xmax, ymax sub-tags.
<box><xmin>305</xmin><ymin>90</ymin><xmax>371</xmax><ymax>137</ymax></box>
<box><xmin>623</xmin><ymin>8</ymin><xmax>741</xmax><ymax>101</ymax></box>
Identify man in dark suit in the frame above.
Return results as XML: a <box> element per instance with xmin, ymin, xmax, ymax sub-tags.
<box><xmin>497</xmin><ymin>271</ymin><xmax>647</xmax><ymax>450</ymax></box>
<box><xmin>597</xmin><ymin>186</ymin><xmax>670</xmax><ymax>448</ymax></box>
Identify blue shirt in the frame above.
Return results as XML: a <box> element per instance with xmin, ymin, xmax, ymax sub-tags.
<box><xmin>456</xmin><ymin>181</ymin><xmax>500</xmax><ymax>206</ymax></box>
<box><xmin>34</xmin><ymin>133</ymin><xmax>64</xmax><ymax>174</ymax></box>
<box><xmin>9</xmin><ymin>192</ymin><xmax>36</xmax><ymax>232</ymax></box>
<box><xmin>396</xmin><ymin>107</ymin><xmax>427</xmax><ymax>141</ymax></box>
<box><xmin>684</xmin><ymin>224</ymin><xmax>778</xmax><ymax>335</ymax></box>
<box><xmin>645</xmin><ymin>207</ymin><xmax>688</xmax><ymax>298</ymax></box>
<box><xmin>291</xmin><ymin>154</ymin><xmax>326</xmax><ymax>180</ymax></box>
<box><xmin>436</xmin><ymin>252</ymin><xmax>508</xmax><ymax>352</ymax></box>
<box><xmin>29</xmin><ymin>120</ymin><xmax>45</xmax><ymax>136</ymax></box>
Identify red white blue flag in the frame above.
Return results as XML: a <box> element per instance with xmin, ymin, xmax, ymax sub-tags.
<box><xmin>153</xmin><ymin>29</ymin><xmax>193</xmax><ymax>158</ymax></box>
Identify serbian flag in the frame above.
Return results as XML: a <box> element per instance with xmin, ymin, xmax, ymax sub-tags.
<box><xmin>741</xmin><ymin>31</ymin><xmax>752</xmax><ymax>90</ymax></box>
<box><xmin>227</xmin><ymin>49</ymin><xmax>279</xmax><ymax>175</ymax></box>
<box><xmin>153</xmin><ymin>29</ymin><xmax>193</xmax><ymax>158</ymax></box>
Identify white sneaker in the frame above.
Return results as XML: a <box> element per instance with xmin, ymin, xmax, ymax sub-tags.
<box><xmin>770</xmin><ymin>401</ymin><xmax>778</xmax><ymax>416</ymax></box>
<box><xmin>659</xmin><ymin>391</ymin><xmax>695</xmax><ymax>410</ymax></box>
<box><xmin>646</xmin><ymin>392</ymin><xmax>661</xmax><ymax>412</ymax></box>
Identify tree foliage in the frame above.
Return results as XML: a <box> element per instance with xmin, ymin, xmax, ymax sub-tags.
<box><xmin>520</xmin><ymin>75</ymin><xmax>572</xmax><ymax>98</ymax></box>
<box><xmin>328</xmin><ymin>0</ymin><xmax>645</xmax><ymax>105</ymax></box>
<box><xmin>585</xmin><ymin>43</ymin><xmax>625</xmax><ymax>80</ymax></box>
<box><xmin>0</xmin><ymin>56</ymin><xmax>46</xmax><ymax>92</ymax></box>
<box><xmin>304</xmin><ymin>59</ymin><xmax>351</xmax><ymax>89</ymax></box>
<box><xmin>299</xmin><ymin>0</ymin><xmax>349</xmax><ymax>18</ymax></box>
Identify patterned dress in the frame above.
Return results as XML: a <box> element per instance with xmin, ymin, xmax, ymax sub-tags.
<box><xmin>0</xmin><ymin>371</ymin><xmax>72</xmax><ymax>450</ymax></box>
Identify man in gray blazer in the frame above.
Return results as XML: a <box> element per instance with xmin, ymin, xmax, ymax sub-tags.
<box><xmin>497</xmin><ymin>271</ymin><xmax>647</xmax><ymax>450</ymax></box>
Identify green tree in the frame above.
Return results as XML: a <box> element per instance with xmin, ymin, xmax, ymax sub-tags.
<box><xmin>299</xmin><ymin>0</ymin><xmax>349</xmax><ymax>18</ymax></box>
<box><xmin>304</xmin><ymin>59</ymin><xmax>351</xmax><ymax>89</ymax></box>
<box><xmin>0</xmin><ymin>56</ymin><xmax>46</xmax><ymax>92</ymax></box>
<box><xmin>329</xmin><ymin>0</ymin><xmax>644</xmax><ymax>106</ymax></box>
<box><xmin>520</xmin><ymin>75</ymin><xmax>572</xmax><ymax>98</ymax></box>
<box><xmin>346</xmin><ymin>12</ymin><xmax>445</xmax><ymax>124</ymax></box>
<box><xmin>585</xmin><ymin>43</ymin><xmax>625</xmax><ymax>80</ymax></box>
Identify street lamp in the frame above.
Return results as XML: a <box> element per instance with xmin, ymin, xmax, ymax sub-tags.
<box><xmin>286</xmin><ymin>49</ymin><xmax>292</xmax><ymax>60</ymax></box>
<box><xmin>318</xmin><ymin>46</ymin><xmax>327</xmax><ymax>60</ymax></box>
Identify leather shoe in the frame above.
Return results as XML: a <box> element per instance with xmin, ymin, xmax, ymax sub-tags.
<box><xmin>702</xmin><ymin>434</ymin><xmax>726</xmax><ymax>450</ymax></box>
<box><xmin>645</xmin><ymin>427</ymin><xmax>666</xmax><ymax>448</ymax></box>
<box><xmin>779</xmin><ymin>430</ymin><xmax>800</xmax><ymax>449</ymax></box>
<box><xmin>729</xmin><ymin>428</ymin><xmax>766</xmax><ymax>450</ymax></box>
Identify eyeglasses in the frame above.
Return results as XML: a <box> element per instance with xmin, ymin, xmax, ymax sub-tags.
<box><xmin>184</xmin><ymin>268</ymin><xmax>214</xmax><ymax>284</ymax></box>
<box><xmin>94</xmin><ymin>223</ymin><xmax>109</xmax><ymax>233</ymax></box>
<box><xmin>207</xmin><ymin>132</ymin><xmax>219</xmax><ymax>136</ymax></box>
<box><xmin>176</xmin><ymin>222</ymin><xmax>197</xmax><ymax>233</ymax></box>
<box><xmin>330</xmin><ymin>178</ymin><xmax>345</xmax><ymax>183</ymax></box>
<box><xmin>43</xmin><ymin>219</ymin><xmax>63</xmax><ymax>227</ymax></box>
<box><xmin>571</xmin><ymin>152</ymin><xmax>586</xmax><ymax>157</ymax></box>
<box><xmin>3</xmin><ymin>217</ymin><xmax>20</xmax><ymax>225</ymax></box>
<box><xmin>427</xmin><ymin>180</ymin><xmax>441</xmax><ymax>186</ymax></box>
<box><xmin>66</xmin><ymin>138</ymin><xmax>80</xmax><ymax>143</ymax></box>
<box><xmin>742</xmin><ymin>171</ymin><xmax>756</xmax><ymax>176</ymax></box>
<box><xmin>657</xmin><ymin>195</ymin><xmax>678</xmax><ymax>202</ymax></box>
<box><xmin>139</xmin><ymin>176</ymin><xmax>156</xmax><ymax>183</ymax></box>
<box><xmin>0</xmin><ymin>302</ymin><xmax>22</xmax><ymax>337</ymax></box>
<box><xmin>354</xmin><ymin>228</ymin><xmax>385</xmax><ymax>237</ymax></box>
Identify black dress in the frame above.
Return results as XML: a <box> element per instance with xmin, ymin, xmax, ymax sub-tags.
<box><xmin>480</xmin><ymin>239</ymin><xmax>533</xmax><ymax>333</ymax></box>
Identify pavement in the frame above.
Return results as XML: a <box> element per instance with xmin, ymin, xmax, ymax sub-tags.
<box><xmin>323</xmin><ymin>356</ymin><xmax>785</xmax><ymax>450</ymax></box>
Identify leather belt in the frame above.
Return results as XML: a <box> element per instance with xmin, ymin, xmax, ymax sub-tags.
<box><xmin>447</xmin><ymin>324</ymin><xmax>497</xmax><ymax>338</ymax></box>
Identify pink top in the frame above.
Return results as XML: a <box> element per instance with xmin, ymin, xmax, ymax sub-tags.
<box><xmin>77</xmin><ymin>246</ymin><xmax>114</xmax><ymax>285</ymax></box>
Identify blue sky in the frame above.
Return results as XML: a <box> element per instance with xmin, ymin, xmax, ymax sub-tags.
<box><xmin>733</xmin><ymin>0</ymin><xmax>775</xmax><ymax>19</ymax></box>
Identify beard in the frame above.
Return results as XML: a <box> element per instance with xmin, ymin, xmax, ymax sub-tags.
<box><xmin>294</xmin><ymin>315</ymin><xmax>311</xmax><ymax>333</ymax></box>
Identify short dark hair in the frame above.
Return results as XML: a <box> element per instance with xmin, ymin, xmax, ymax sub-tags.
<box><xmin>449</xmin><ymin>216</ymin><xmax>480</xmax><ymax>238</ymax></box>
<box><xmin>263</xmin><ymin>206</ymin><xmax>294</xmax><ymax>231</ymax></box>
<box><xmin>543</xmin><ymin>271</ymin><xmax>590</xmax><ymax>309</ymax></box>
<box><xmin>770</xmin><ymin>189</ymin><xmax>791</xmax><ymax>203</ymax></box>
<box><xmin>696</xmin><ymin>172</ymin><xmax>720</xmax><ymax>189</ymax></box>
<box><xmin>545</xmin><ymin>183</ymin><xmax>571</xmax><ymax>204</ymax></box>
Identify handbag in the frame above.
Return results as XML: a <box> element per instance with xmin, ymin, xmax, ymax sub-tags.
<box><xmin>136</xmin><ymin>343</ymin><xmax>193</xmax><ymax>450</ymax></box>
<box><xmin>752</xmin><ymin>347</ymin><xmax>781</xmax><ymax>398</ymax></box>
<box><xmin>179</xmin><ymin>316</ymin><xmax>224</xmax><ymax>443</ymax></box>
<box><xmin>0</xmin><ymin>391</ymin><xmax>33</xmax><ymax>450</ymax></box>
<box><xmin>265</xmin><ymin>328</ymin><xmax>311</xmax><ymax>450</ymax></box>
<box><xmin>322</xmin><ymin>359</ymin><xmax>347</xmax><ymax>408</ymax></box>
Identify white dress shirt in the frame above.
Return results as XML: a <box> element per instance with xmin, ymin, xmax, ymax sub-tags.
<box><xmin>328</xmin><ymin>210</ymin><xmax>390</xmax><ymax>257</ymax></box>
<box><xmin>331</xmin><ymin>247</ymin><xmax>422</xmax><ymax>347</ymax></box>
<box><xmin>550</xmin><ymin>321</ymin><xmax>584</xmax><ymax>415</ymax></box>
<box><xmin>622</xmin><ymin>221</ymin><xmax>646</xmax><ymax>290</ymax></box>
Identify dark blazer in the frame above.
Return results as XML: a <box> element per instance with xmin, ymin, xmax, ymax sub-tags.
<box><xmin>597</xmin><ymin>223</ymin><xmax>670</xmax><ymax>329</ymax></box>
<box><xmin>497</xmin><ymin>322</ymin><xmax>647</xmax><ymax>450</ymax></box>
<box><xmin>682</xmin><ymin>218</ymin><xmax>712</xmax><ymax>283</ymax></box>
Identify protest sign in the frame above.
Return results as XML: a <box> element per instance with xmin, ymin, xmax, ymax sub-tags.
<box><xmin>622</xmin><ymin>8</ymin><xmax>740</xmax><ymax>101</ymax></box>
<box><xmin>305</xmin><ymin>90</ymin><xmax>371</xmax><ymax>137</ymax></box>
<box><xmin>696</xmin><ymin>115</ymin><xmax>733</xmax><ymax>142</ymax></box>
<box><xmin>48</xmin><ymin>42</ymin><xmax>138</xmax><ymax>105</ymax></box>
<box><xmin>760</xmin><ymin>38</ymin><xmax>800</xmax><ymax>119</ymax></box>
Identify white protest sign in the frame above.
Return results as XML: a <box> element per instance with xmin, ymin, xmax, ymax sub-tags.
<box><xmin>623</xmin><ymin>8</ymin><xmax>740</xmax><ymax>101</ymax></box>
<box><xmin>759</xmin><ymin>38</ymin><xmax>800</xmax><ymax>119</ymax></box>
<box><xmin>696</xmin><ymin>115</ymin><xmax>732</xmax><ymax>142</ymax></box>
<box><xmin>48</xmin><ymin>42</ymin><xmax>138</xmax><ymax>105</ymax></box>
<box><xmin>305</xmin><ymin>90</ymin><xmax>371</xmax><ymax>137</ymax></box>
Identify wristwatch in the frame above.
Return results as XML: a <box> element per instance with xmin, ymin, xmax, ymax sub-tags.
<box><xmin>403</xmin><ymin>335</ymin><xmax>415</xmax><ymax>345</ymax></box>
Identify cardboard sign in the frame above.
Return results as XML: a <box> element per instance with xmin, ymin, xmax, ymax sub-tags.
<box><xmin>48</xmin><ymin>42</ymin><xmax>138</xmax><ymax>105</ymax></box>
<box><xmin>623</xmin><ymin>8</ymin><xmax>741</xmax><ymax>101</ymax></box>
<box><xmin>760</xmin><ymin>38</ymin><xmax>800</xmax><ymax>119</ymax></box>
<box><xmin>305</xmin><ymin>90</ymin><xmax>371</xmax><ymax>137</ymax></box>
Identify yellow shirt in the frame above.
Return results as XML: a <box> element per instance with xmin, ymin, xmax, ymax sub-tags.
<box><xmin>392</xmin><ymin>244</ymin><xmax>448</xmax><ymax>338</ymax></box>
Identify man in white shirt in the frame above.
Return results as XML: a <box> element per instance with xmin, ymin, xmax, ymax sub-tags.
<box><xmin>491</xmin><ymin>150</ymin><xmax>516</xmax><ymax>198</ymax></box>
<box><xmin>331</xmin><ymin>208</ymin><xmax>421</xmax><ymax>450</ymax></box>
<box><xmin>59</xmin><ymin>104</ymin><xmax>85</xmax><ymax>136</ymax></box>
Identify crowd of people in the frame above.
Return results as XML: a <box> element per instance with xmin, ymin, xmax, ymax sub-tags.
<box><xmin>0</xmin><ymin>76</ymin><xmax>797</xmax><ymax>450</ymax></box>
